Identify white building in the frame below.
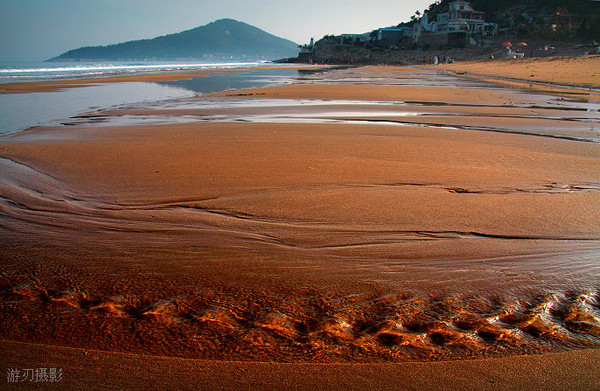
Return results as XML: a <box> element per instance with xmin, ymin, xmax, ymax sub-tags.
<box><xmin>377</xmin><ymin>26</ymin><xmax>413</xmax><ymax>41</ymax></box>
<box><xmin>420</xmin><ymin>1</ymin><xmax>496</xmax><ymax>36</ymax></box>
<box><xmin>438</xmin><ymin>0</ymin><xmax>486</xmax><ymax>33</ymax></box>
<box><xmin>338</xmin><ymin>33</ymin><xmax>372</xmax><ymax>45</ymax></box>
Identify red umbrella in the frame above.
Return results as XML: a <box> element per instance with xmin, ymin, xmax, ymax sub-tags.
<box><xmin>516</xmin><ymin>42</ymin><xmax>528</xmax><ymax>47</ymax></box>
<box><xmin>503</xmin><ymin>41</ymin><xmax>512</xmax><ymax>47</ymax></box>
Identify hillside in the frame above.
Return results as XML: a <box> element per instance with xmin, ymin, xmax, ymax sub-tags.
<box><xmin>47</xmin><ymin>19</ymin><xmax>298</xmax><ymax>62</ymax></box>
<box><xmin>423</xmin><ymin>0</ymin><xmax>600</xmax><ymax>40</ymax></box>
<box><xmin>292</xmin><ymin>0</ymin><xmax>599</xmax><ymax>65</ymax></box>
<box><xmin>427</xmin><ymin>0</ymin><xmax>599</xmax><ymax>16</ymax></box>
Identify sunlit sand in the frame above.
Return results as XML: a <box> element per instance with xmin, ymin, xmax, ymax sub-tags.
<box><xmin>1</xmin><ymin>59</ymin><xmax>599</xmax><ymax>389</ymax></box>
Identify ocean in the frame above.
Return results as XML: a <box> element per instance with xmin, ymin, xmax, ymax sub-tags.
<box><xmin>0</xmin><ymin>61</ymin><xmax>269</xmax><ymax>83</ymax></box>
<box><xmin>0</xmin><ymin>61</ymin><xmax>299</xmax><ymax>135</ymax></box>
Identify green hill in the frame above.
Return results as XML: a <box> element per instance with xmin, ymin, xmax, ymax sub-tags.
<box><xmin>47</xmin><ymin>19</ymin><xmax>298</xmax><ymax>62</ymax></box>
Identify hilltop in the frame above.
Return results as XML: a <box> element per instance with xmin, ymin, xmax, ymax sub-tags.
<box><xmin>47</xmin><ymin>19</ymin><xmax>298</xmax><ymax>62</ymax></box>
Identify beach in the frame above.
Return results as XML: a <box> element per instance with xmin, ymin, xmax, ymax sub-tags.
<box><xmin>436</xmin><ymin>55</ymin><xmax>600</xmax><ymax>88</ymax></box>
<box><xmin>1</xmin><ymin>58</ymin><xmax>599</xmax><ymax>389</ymax></box>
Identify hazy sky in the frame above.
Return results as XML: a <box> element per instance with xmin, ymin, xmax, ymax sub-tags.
<box><xmin>0</xmin><ymin>0</ymin><xmax>434</xmax><ymax>61</ymax></box>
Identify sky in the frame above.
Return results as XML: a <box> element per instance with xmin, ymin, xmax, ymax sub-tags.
<box><xmin>0</xmin><ymin>0</ymin><xmax>434</xmax><ymax>61</ymax></box>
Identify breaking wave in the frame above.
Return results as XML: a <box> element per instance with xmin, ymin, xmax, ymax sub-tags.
<box><xmin>0</xmin><ymin>61</ymin><xmax>268</xmax><ymax>82</ymax></box>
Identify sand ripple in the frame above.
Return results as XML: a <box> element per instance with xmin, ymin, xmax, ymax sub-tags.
<box><xmin>1</xmin><ymin>283</ymin><xmax>599</xmax><ymax>361</ymax></box>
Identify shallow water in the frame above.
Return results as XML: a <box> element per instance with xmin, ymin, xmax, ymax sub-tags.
<box><xmin>156</xmin><ymin>68</ymin><xmax>299</xmax><ymax>93</ymax></box>
<box><xmin>0</xmin><ymin>82</ymin><xmax>194</xmax><ymax>135</ymax></box>
<box><xmin>66</xmin><ymin>94</ymin><xmax>600</xmax><ymax>144</ymax></box>
<box><xmin>0</xmin><ymin>68</ymin><xmax>300</xmax><ymax>135</ymax></box>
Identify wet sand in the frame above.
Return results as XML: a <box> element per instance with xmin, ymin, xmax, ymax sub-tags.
<box><xmin>1</xmin><ymin>62</ymin><xmax>599</xmax><ymax>389</ymax></box>
<box><xmin>2</xmin><ymin>340</ymin><xmax>599</xmax><ymax>390</ymax></box>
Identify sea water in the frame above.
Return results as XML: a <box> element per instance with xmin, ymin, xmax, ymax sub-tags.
<box><xmin>0</xmin><ymin>61</ymin><xmax>267</xmax><ymax>83</ymax></box>
<box><xmin>0</xmin><ymin>61</ymin><xmax>299</xmax><ymax>135</ymax></box>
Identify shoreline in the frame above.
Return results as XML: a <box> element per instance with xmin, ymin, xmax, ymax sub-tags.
<box><xmin>0</xmin><ymin>69</ymin><xmax>243</xmax><ymax>94</ymax></box>
<box><xmin>0</xmin><ymin>64</ymin><xmax>317</xmax><ymax>94</ymax></box>
<box><xmin>3</xmin><ymin>55</ymin><xmax>599</xmax><ymax>95</ymax></box>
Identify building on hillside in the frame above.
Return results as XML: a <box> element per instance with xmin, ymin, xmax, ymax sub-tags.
<box><xmin>415</xmin><ymin>0</ymin><xmax>497</xmax><ymax>46</ymax></box>
<box><xmin>338</xmin><ymin>33</ymin><xmax>372</xmax><ymax>45</ymax></box>
<box><xmin>300</xmin><ymin>38</ymin><xmax>315</xmax><ymax>53</ymax></box>
<box><xmin>328</xmin><ymin>26</ymin><xmax>414</xmax><ymax>47</ymax></box>
<box><xmin>377</xmin><ymin>26</ymin><xmax>414</xmax><ymax>42</ymax></box>
<box><xmin>437</xmin><ymin>0</ymin><xmax>487</xmax><ymax>34</ymax></box>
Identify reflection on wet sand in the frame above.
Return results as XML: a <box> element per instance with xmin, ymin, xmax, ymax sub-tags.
<box><xmin>68</xmin><ymin>66</ymin><xmax>599</xmax><ymax>143</ymax></box>
<box><xmin>0</xmin><ymin>65</ymin><xmax>599</xmax><ymax>363</ymax></box>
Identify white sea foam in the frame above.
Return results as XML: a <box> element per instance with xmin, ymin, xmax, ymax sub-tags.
<box><xmin>0</xmin><ymin>62</ymin><xmax>261</xmax><ymax>73</ymax></box>
<box><xmin>0</xmin><ymin>61</ymin><xmax>270</xmax><ymax>82</ymax></box>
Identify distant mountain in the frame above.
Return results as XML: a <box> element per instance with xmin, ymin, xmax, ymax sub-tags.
<box><xmin>47</xmin><ymin>19</ymin><xmax>298</xmax><ymax>62</ymax></box>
